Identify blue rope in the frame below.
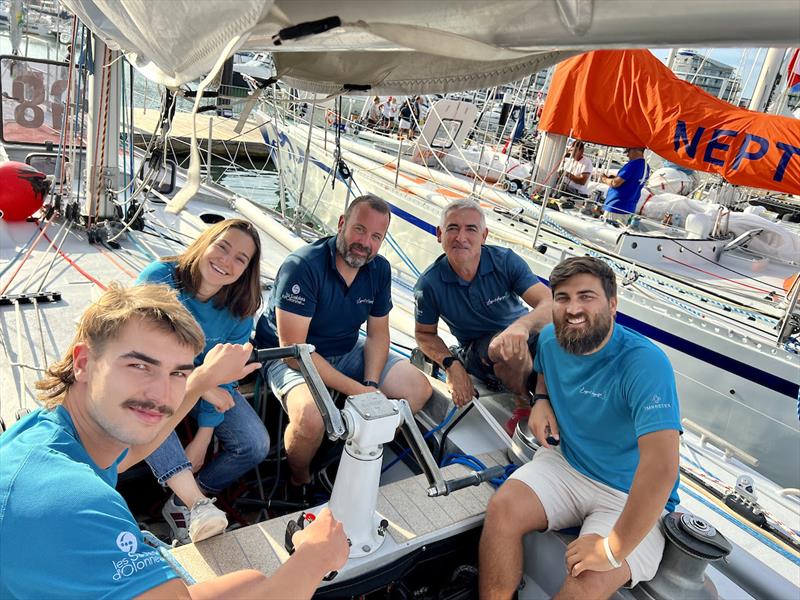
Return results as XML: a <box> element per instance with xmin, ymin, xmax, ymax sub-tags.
<box><xmin>140</xmin><ymin>530</ymin><xmax>197</xmax><ymax>584</ymax></box>
<box><xmin>381</xmin><ymin>406</ymin><xmax>458</xmax><ymax>474</ymax></box>
<box><xmin>440</xmin><ymin>453</ymin><xmax>518</xmax><ymax>487</ymax></box>
<box><xmin>127</xmin><ymin>231</ymin><xmax>158</xmax><ymax>261</ymax></box>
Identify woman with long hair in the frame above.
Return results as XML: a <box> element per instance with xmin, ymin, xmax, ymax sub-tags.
<box><xmin>136</xmin><ymin>218</ymin><xmax>268</xmax><ymax>544</ymax></box>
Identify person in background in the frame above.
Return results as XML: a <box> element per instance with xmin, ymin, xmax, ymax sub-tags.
<box><xmin>136</xmin><ymin>218</ymin><xmax>269</xmax><ymax>545</ymax></box>
<box><xmin>366</xmin><ymin>96</ymin><xmax>382</xmax><ymax>127</ymax></box>
<box><xmin>559</xmin><ymin>139</ymin><xmax>594</xmax><ymax>199</ymax></box>
<box><xmin>398</xmin><ymin>98</ymin><xmax>415</xmax><ymax>140</ymax></box>
<box><xmin>601</xmin><ymin>147</ymin><xmax>649</xmax><ymax>224</ymax></box>
<box><xmin>0</xmin><ymin>283</ymin><xmax>348</xmax><ymax>599</ymax></box>
<box><xmin>479</xmin><ymin>256</ymin><xmax>681</xmax><ymax>599</ymax></box>
<box><xmin>414</xmin><ymin>199</ymin><xmax>552</xmax><ymax>435</ymax></box>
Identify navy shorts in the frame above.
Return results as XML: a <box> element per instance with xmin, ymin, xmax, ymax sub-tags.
<box><xmin>455</xmin><ymin>331</ymin><xmax>539</xmax><ymax>392</ymax></box>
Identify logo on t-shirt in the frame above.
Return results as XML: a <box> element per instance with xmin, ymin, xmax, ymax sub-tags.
<box><xmin>486</xmin><ymin>293</ymin><xmax>508</xmax><ymax>306</ymax></box>
<box><xmin>112</xmin><ymin>531</ymin><xmax>166</xmax><ymax>581</ymax></box>
<box><xmin>580</xmin><ymin>386</ymin><xmax>605</xmax><ymax>399</ymax></box>
<box><xmin>116</xmin><ymin>531</ymin><xmax>138</xmax><ymax>556</ymax></box>
<box><xmin>644</xmin><ymin>393</ymin><xmax>672</xmax><ymax>411</ymax></box>
<box><xmin>282</xmin><ymin>283</ymin><xmax>306</xmax><ymax>306</ymax></box>
<box><xmin>356</xmin><ymin>297</ymin><xmax>374</xmax><ymax>305</ymax></box>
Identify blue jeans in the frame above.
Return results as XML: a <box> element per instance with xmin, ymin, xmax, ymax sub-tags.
<box><xmin>144</xmin><ymin>389</ymin><xmax>270</xmax><ymax>495</ymax></box>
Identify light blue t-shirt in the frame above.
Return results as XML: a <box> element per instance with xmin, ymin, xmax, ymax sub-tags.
<box><xmin>603</xmin><ymin>158</ymin><xmax>650</xmax><ymax>216</ymax></box>
<box><xmin>0</xmin><ymin>407</ymin><xmax>179</xmax><ymax>598</ymax></box>
<box><xmin>414</xmin><ymin>245</ymin><xmax>539</xmax><ymax>346</ymax></box>
<box><xmin>255</xmin><ymin>236</ymin><xmax>392</xmax><ymax>357</ymax></box>
<box><xmin>136</xmin><ymin>260</ymin><xmax>254</xmax><ymax>427</ymax></box>
<box><xmin>534</xmin><ymin>322</ymin><xmax>682</xmax><ymax>510</ymax></box>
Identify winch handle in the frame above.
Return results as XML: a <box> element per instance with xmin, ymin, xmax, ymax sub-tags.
<box><xmin>250</xmin><ymin>344</ymin><xmax>347</xmax><ymax>440</ymax></box>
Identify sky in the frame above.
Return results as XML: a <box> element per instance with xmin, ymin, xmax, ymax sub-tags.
<box><xmin>649</xmin><ymin>48</ymin><xmax>776</xmax><ymax>99</ymax></box>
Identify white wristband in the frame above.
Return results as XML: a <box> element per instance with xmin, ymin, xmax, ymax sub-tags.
<box><xmin>603</xmin><ymin>537</ymin><xmax>621</xmax><ymax>569</ymax></box>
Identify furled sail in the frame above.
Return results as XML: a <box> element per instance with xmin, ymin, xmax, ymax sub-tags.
<box><xmin>61</xmin><ymin>1</ymin><xmax>800</xmax><ymax>94</ymax></box>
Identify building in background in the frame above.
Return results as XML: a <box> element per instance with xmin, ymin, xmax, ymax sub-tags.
<box><xmin>671</xmin><ymin>49</ymin><xmax>743</xmax><ymax>104</ymax></box>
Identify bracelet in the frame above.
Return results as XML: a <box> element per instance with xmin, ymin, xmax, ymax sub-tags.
<box><xmin>363</xmin><ymin>380</ymin><xmax>379</xmax><ymax>389</ymax></box>
<box><xmin>603</xmin><ymin>537</ymin><xmax>621</xmax><ymax>569</ymax></box>
<box><xmin>530</xmin><ymin>393</ymin><xmax>550</xmax><ymax>407</ymax></box>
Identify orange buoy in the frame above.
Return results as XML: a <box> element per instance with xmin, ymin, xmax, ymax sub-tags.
<box><xmin>0</xmin><ymin>162</ymin><xmax>49</xmax><ymax>221</ymax></box>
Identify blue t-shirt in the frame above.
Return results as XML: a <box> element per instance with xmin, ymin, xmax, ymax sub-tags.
<box><xmin>534</xmin><ymin>322</ymin><xmax>682</xmax><ymax>511</ymax></box>
<box><xmin>255</xmin><ymin>236</ymin><xmax>393</xmax><ymax>357</ymax></box>
<box><xmin>136</xmin><ymin>261</ymin><xmax>254</xmax><ymax>428</ymax></box>
<box><xmin>0</xmin><ymin>407</ymin><xmax>178</xmax><ymax>598</ymax></box>
<box><xmin>603</xmin><ymin>158</ymin><xmax>650</xmax><ymax>216</ymax></box>
<box><xmin>414</xmin><ymin>245</ymin><xmax>539</xmax><ymax>346</ymax></box>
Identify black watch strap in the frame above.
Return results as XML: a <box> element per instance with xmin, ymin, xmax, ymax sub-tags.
<box><xmin>442</xmin><ymin>355</ymin><xmax>462</xmax><ymax>370</ymax></box>
<box><xmin>530</xmin><ymin>393</ymin><xmax>550</xmax><ymax>407</ymax></box>
<box><xmin>363</xmin><ymin>380</ymin><xmax>379</xmax><ymax>389</ymax></box>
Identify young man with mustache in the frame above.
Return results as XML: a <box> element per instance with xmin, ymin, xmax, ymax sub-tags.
<box><xmin>479</xmin><ymin>256</ymin><xmax>681</xmax><ymax>600</ymax></box>
<box><xmin>0</xmin><ymin>283</ymin><xmax>349</xmax><ymax>599</ymax></box>
<box><xmin>414</xmin><ymin>199</ymin><xmax>552</xmax><ymax>433</ymax></box>
<box><xmin>256</xmin><ymin>194</ymin><xmax>432</xmax><ymax>497</ymax></box>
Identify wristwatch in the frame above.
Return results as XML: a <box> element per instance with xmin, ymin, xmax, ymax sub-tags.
<box><xmin>363</xmin><ymin>380</ymin><xmax>380</xmax><ymax>389</ymax></box>
<box><xmin>441</xmin><ymin>355</ymin><xmax>463</xmax><ymax>371</ymax></box>
<box><xmin>530</xmin><ymin>393</ymin><xmax>550</xmax><ymax>407</ymax></box>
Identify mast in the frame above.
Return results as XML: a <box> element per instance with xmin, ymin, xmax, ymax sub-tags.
<box><xmin>84</xmin><ymin>34</ymin><xmax>121</xmax><ymax>221</ymax></box>
<box><xmin>748</xmin><ymin>48</ymin><xmax>786</xmax><ymax>113</ymax></box>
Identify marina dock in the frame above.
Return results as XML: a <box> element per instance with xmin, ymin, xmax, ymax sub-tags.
<box><xmin>131</xmin><ymin>108</ymin><xmax>271</xmax><ymax>158</ymax></box>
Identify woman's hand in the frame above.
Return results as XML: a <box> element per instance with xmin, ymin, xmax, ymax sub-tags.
<box><xmin>202</xmin><ymin>386</ymin><xmax>235</xmax><ymax>413</ymax></box>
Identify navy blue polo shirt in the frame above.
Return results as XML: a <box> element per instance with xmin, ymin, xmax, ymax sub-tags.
<box><xmin>414</xmin><ymin>245</ymin><xmax>539</xmax><ymax>346</ymax></box>
<box><xmin>256</xmin><ymin>236</ymin><xmax>392</xmax><ymax>357</ymax></box>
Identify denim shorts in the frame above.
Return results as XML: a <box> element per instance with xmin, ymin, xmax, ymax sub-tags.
<box><xmin>265</xmin><ymin>337</ymin><xmax>405</xmax><ymax>407</ymax></box>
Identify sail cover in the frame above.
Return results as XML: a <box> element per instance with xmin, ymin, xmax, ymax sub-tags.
<box><xmin>61</xmin><ymin>1</ymin><xmax>800</xmax><ymax>94</ymax></box>
<box><xmin>539</xmin><ymin>50</ymin><xmax>800</xmax><ymax>194</ymax></box>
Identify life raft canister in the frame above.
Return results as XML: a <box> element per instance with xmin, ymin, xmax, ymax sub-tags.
<box><xmin>0</xmin><ymin>161</ymin><xmax>50</xmax><ymax>221</ymax></box>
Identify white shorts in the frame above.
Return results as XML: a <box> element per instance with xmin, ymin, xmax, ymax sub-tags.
<box><xmin>399</xmin><ymin>118</ymin><xmax>412</xmax><ymax>129</ymax></box>
<box><xmin>509</xmin><ymin>447</ymin><xmax>666</xmax><ymax>587</ymax></box>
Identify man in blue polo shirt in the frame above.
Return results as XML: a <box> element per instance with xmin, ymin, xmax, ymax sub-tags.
<box><xmin>0</xmin><ymin>284</ymin><xmax>348</xmax><ymax>599</ymax></box>
<box><xmin>256</xmin><ymin>194</ymin><xmax>432</xmax><ymax>492</ymax></box>
<box><xmin>414</xmin><ymin>199</ymin><xmax>551</xmax><ymax>433</ymax></box>
<box><xmin>601</xmin><ymin>147</ymin><xmax>650</xmax><ymax>223</ymax></box>
<box><xmin>479</xmin><ymin>257</ymin><xmax>681</xmax><ymax>599</ymax></box>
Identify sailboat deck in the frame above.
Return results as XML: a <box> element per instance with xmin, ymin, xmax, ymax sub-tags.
<box><xmin>170</xmin><ymin>450</ymin><xmax>508</xmax><ymax>583</ymax></box>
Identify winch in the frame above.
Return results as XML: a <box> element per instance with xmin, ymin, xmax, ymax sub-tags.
<box><xmin>642</xmin><ymin>512</ymin><xmax>732</xmax><ymax>600</ymax></box>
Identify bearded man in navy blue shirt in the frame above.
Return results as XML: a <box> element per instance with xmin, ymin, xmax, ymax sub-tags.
<box><xmin>256</xmin><ymin>194</ymin><xmax>432</xmax><ymax>491</ymax></box>
<box><xmin>414</xmin><ymin>199</ymin><xmax>552</xmax><ymax>433</ymax></box>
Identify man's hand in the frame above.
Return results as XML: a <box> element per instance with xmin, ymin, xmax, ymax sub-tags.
<box><xmin>489</xmin><ymin>323</ymin><xmax>530</xmax><ymax>362</ymax></box>
<box><xmin>202</xmin><ymin>386</ymin><xmax>235</xmax><ymax>413</ymax></box>
<box><xmin>529</xmin><ymin>398</ymin><xmax>559</xmax><ymax>448</ymax></box>
<box><xmin>446</xmin><ymin>362</ymin><xmax>475</xmax><ymax>407</ymax></box>
<box><xmin>190</xmin><ymin>342</ymin><xmax>260</xmax><ymax>396</ymax></box>
<box><xmin>292</xmin><ymin>508</ymin><xmax>349</xmax><ymax>573</ymax></box>
<box><xmin>566</xmin><ymin>533</ymin><xmax>618</xmax><ymax>577</ymax></box>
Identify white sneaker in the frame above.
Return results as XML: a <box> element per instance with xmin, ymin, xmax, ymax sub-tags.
<box><xmin>187</xmin><ymin>497</ymin><xmax>228</xmax><ymax>543</ymax></box>
<box><xmin>161</xmin><ymin>495</ymin><xmax>191</xmax><ymax>545</ymax></box>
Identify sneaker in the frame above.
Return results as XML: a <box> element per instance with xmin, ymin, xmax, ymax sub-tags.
<box><xmin>187</xmin><ymin>498</ymin><xmax>228</xmax><ymax>543</ymax></box>
<box><xmin>504</xmin><ymin>407</ymin><xmax>531</xmax><ymax>437</ymax></box>
<box><xmin>161</xmin><ymin>495</ymin><xmax>191</xmax><ymax>545</ymax></box>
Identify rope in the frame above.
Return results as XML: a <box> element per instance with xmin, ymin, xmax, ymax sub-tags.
<box><xmin>0</xmin><ymin>218</ymin><xmax>54</xmax><ymax>296</ymax></box>
<box><xmin>38</xmin><ymin>226</ymin><xmax>107</xmax><ymax>290</ymax></box>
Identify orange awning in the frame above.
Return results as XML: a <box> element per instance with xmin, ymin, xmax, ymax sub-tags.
<box><xmin>539</xmin><ymin>50</ymin><xmax>800</xmax><ymax>195</ymax></box>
